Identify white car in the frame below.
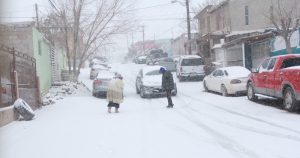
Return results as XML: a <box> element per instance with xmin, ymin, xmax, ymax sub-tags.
<box><xmin>176</xmin><ymin>55</ymin><xmax>205</xmax><ymax>81</ymax></box>
<box><xmin>136</xmin><ymin>65</ymin><xmax>177</xmax><ymax>98</ymax></box>
<box><xmin>203</xmin><ymin>66</ymin><xmax>250</xmax><ymax>96</ymax></box>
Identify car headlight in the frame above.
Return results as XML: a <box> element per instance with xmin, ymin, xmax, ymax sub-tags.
<box><xmin>230</xmin><ymin>79</ymin><xmax>242</xmax><ymax>84</ymax></box>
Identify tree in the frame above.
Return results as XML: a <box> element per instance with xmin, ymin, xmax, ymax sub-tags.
<box><xmin>46</xmin><ymin>0</ymin><xmax>134</xmax><ymax>80</ymax></box>
<box><xmin>269</xmin><ymin>0</ymin><xmax>300</xmax><ymax>54</ymax></box>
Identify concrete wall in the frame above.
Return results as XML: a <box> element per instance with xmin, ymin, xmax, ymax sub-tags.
<box><xmin>0</xmin><ymin>106</ymin><xmax>18</xmax><ymax>127</ymax></box>
<box><xmin>32</xmin><ymin>27</ymin><xmax>52</xmax><ymax>95</ymax></box>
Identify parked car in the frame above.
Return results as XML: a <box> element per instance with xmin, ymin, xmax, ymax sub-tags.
<box><xmin>153</xmin><ymin>57</ymin><xmax>176</xmax><ymax>72</ymax></box>
<box><xmin>203</xmin><ymin>66</ymin><xmax>250</xmax><ymax>96</ymax></box>
<box><xmin>136</xmin><ymin>65</ymin><xmax>177</xmax><ymax>98</ymax></box>
<box><xmin>90</xmin><ymin>64</ymin><xmax>110</xmax><ymax>79</ymax></box>
<box><xmin>92</xmin><ymin>71</ymin><xmax>116</xmax><ymax>97</ymax></box>
<box><xmin>247</xmin><ymin>54</ymin><xmax>300</xmax><ymax>112</ymax></box>
<box><xmin>176</xmin><ymin>55</ymin><xmax>205</xmax><ymax>81</ymax></box>
<box><xmin>136</xmin><ymin>55</ymin><xmax>147</xmax><ymax>64</ymax></box>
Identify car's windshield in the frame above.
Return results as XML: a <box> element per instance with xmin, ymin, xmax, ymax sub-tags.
<box><xmin>181</xmin><ymin>58</ymin><xmax>204</xmax><ymax>66</ymax></box>
<box><xmin>145</xmin><ymin>70</ymin><xmax>160</xmax><ymax>76</ymax></box>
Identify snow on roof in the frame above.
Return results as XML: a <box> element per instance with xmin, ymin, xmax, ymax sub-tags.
<box><xmin>212</xmin><ymin>43</ymin><xmax>223</xmax><ymax>49</ymax></box>
<box><xmin>283</xmin><ymin>66</ymin><xmax>300</xmax><ymax>70</ymax></box>
<box><xmin>96</xmin><ymin>71</ymin><xmax>115</xmax><ymax>79</ymax></box>
<box><xmin>219</xmin><ymin>66</ymin><xmax>250</xmax><ymax>77</ymax></box>
<box><xmin>142</xmin><ymin>65</ymin><xmax>162</xmax><ymax>75</ymax></box>
<box><xmin>180</xmin><ymin>55</ymin><xmax>201</xmax><ymax>59</ymax></box>
<box><xmin>225</xmin><ymin>29</ymin><xmax>265</xmax><ymax>38</ymax></box>
<box><xmin>93</xmin><ymin>64</ymin><xmax>107</xmax><ymax>69</ymax></box>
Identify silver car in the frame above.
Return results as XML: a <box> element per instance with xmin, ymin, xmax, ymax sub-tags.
<box><xmin>92</xmin><ymin>71</ymin><xmax>115</xmax><ymax>97</ymax></box>
<box><xmin>136</xmin><ymin>65</ymin><xmax>177</xmax><ymax>98</ymax></box>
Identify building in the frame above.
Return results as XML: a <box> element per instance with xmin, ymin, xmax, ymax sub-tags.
<box><xmin>195</xmin><ymin>0</ymin><xmax>300</xmax><ymax>68</ymax></box>
<box><xmin>0</xmin><ymin>22</ymin><xmax>66</xmax><ymax>95</ymax></box>
<box><xmin>171</xmin><ymin>33</ymin><xmax>199</xmax><ymax>56</ymax></box>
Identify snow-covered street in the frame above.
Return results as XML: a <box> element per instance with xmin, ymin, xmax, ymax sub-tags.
<box><xmin>1</xmin><ymin>63</ymin><xmax>300</xmax><ymax>158</ymax></box>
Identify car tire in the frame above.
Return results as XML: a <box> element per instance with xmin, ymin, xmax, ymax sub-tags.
<box><xmin>247</xmin><ymin>82</ymin><xmax>258</xmax><ymax>101</ymax></box>
<box><xmin>283</xmin><ymin>87</ymin><xmax>298</xmax><ymax>112</ymax></box>
<box><xmin>179</xmin><ymin>76</ymin><xmax>184</xmax><ymax>82</ymax></box>
<box><xmin>221</xmin><ymin>85</ymin><xmax>228</xmax><ymax>97</ymax></box>
<box><xmin>14</xmin><ymin>99</ymin><xmax>35</xmax><ymax>121</ymax></box>
<box><xmin>140</xmin><ymin>87</ymin><xmax>146</xmax><ymax>98</ymax></box>
<box><xmin>136</xmin><ymin>86</ymin><xmax>140</xmax><ymax>94</ymax></box>
<box><xmin>203</xmin><ymin>81</ymin><xmax>208</xmax><ymax>92</ymax></box>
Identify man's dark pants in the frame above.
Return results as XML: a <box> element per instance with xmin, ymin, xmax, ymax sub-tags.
<box><xmin>166</xmin><ymin>89</ymin><xmax>173</xmax><ymax>107</ymax></box>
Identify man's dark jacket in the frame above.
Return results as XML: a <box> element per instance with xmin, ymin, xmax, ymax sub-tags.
<box><xmin>162</xmin><ymin>70</ymin><xmax>174</xmax><ymax>90</ymax></box>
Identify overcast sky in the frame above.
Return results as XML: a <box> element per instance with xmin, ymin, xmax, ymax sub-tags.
<box><xmin>0</xmin><ymin>0</ymin><xmax>205</xmax><ymax>58</ymax></box>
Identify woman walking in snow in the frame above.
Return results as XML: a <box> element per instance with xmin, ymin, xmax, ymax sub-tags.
<box><xmin>106</xmin><ymin>74</ymin><xmax>124</xmax><ymax>113</ymax></box>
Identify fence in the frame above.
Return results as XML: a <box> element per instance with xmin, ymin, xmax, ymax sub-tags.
<box><xmin>0</xmin><ymin>44</ymin><xmax>40</xmax><ymax>109</ymax></box>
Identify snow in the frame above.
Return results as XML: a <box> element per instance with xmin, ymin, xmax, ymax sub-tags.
<box><xmin>1</xmin><ymin>63</ymin><xmax>300</xmax><ymax>158</ymax></box>
<box><xmin>283</xmin><ymin>66</ymin><xmax>300</xmax><ymax>70</ymax></box>
<box><xmin>93</xmin><ymin>64</ymin><xmax>108</xmax><ymax>69</ymax></box>
<box><xmin>143</xmin><ymin>75</ymin><xmax>162</xmax><ymax>87</ymax></box>
<box><xmin>225</xmin><ymin>29</ymin><xmax>265</xmax><ymax>37</ymax></box>
<box><xmin>180</xmin><ymin>55</ymin><xmax>201</xmax><ymax>59</ymax></box>
<box><xmin>142</xmin><ymin>65</ymin><xmax>162</xmax><ymax>76</ymax></box>
<box><xmin>221</xmin><ymin>66</ymin><xmax>250</xmax><ymax>78</ymax></box>
<box><xmin>212</xmin><ymin>43</ymin><xmax>223</xmax><ymax>49</ymax></box>
<box><xmin>96</xmin><ymin>71</ymin><xmax>115</xmax><ymax>79</ymax></box>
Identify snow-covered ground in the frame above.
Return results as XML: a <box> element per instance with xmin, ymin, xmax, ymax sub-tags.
<box><xmin>1</xmin><ymin>63</ymin><xmax>300</xmax><ymax>158</ymax></box>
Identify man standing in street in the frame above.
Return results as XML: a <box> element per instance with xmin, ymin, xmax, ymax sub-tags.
<box><xmin>159</xmin><ymin>67</ymin><xmax>174</xmax><ymax>108</ymax></box>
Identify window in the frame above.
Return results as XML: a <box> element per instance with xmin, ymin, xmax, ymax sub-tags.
<box><xmin>259</xmin><ymin>58</ymin><xmax>270</xmax><ymax>72</ymax></box>
<box><xmin>38</xmin><ymin>40</ymin><xmax>42</xmax><ymax>55</ymax></box>
<box><xmin>145</xmin><ymin>70</ymin><xmax>160</xmax><ymax>76</ymax></box>
<box><xmin>212</xmin><ymin>70</ymin><xmax>219</xmax><ymax>76</ymax></box>
<box><xmin>267</xmin><ymin>58</ymin><xmax>277</xmax><ymax>70</ymax></box>
<box><xmin>245</xmin><ymin>6</ymin><xmax>249</xmax><ymax>25</ymax></box>
<box><xmin>181</xmin><ymin>58</ymin><xmax>204</xmax><ymax>66</ymax></box>
<box><xmin>281</xmin><ymin>58</ymin><xmax>300</xmax><ymax>69</ymax></box>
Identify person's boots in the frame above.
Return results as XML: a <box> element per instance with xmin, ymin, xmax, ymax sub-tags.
<box><xmin>108</xmin><ymin>107</ymin><xmax>111</xmax><ymax>113</ymax></box>
<box><xmin>115</xmin><ymin>108</ymin><xmax>119</xmax><ymax>113</ymax></box>
<box><xmin>167</xmin><ymin>104</ymin><xmax>174</xmax><ymax>108</ymax></box>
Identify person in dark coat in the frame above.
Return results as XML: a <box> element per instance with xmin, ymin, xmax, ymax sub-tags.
<box><xmin>159</xmin><ymin>67</ymin><xmax>174</xmax><ymax>108</ymax></box>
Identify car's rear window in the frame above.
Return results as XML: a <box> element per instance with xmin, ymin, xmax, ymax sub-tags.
<box><xmin>281</xmin><ymin>57</ymin><xmax>300</xmax><ymax>69</ymax></box>
<box><xmin>145</xmin><ymin>70</ymin><xmax>160</xmax><ymax>76</ymax></box>
<box><xmin>181</xmin><ymin>58</ymin><xmax>204</xmax><ymax>66</ymax></box>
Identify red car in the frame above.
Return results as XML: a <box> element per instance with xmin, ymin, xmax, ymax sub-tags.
<box><xmin>247</xmin><ymin>54</ymin><xmax>300</xmax><ymax>112</ymax></box>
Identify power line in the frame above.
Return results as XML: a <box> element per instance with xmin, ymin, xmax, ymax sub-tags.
<box><xmin>126</xmin><ymin>3</ymin><xmax>173</xmax><ymax>12</ymax></box>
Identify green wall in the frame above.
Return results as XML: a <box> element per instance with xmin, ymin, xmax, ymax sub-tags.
<box><xmin>32</xmin><ymin>27</ymin><xmax>52</xmax><ymax>95</ymax></box>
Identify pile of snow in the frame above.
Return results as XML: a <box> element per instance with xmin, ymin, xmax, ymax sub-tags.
<box><xmin>42</xmin><ymin>82</ymin><xmax>88</xmax><ymax>106</ymax></box>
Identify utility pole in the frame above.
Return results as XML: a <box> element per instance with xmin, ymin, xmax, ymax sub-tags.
<box><xmin>35</xmin><ymin>3</ymin><xmax>39</xmax><ymax>28</ymax></box>
<box><xmin>185</xmin><ymin>0</ymin><xmax>191</xmax><ymax>55</ymax></box>
<box><xmin>142</xmin><ymin>25</ymin><xmax>145</xmax><ymax>54</ymax></box>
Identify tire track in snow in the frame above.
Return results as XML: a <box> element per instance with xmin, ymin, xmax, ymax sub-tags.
<box><xmin>175</xmin><ymin>97</ymin><xmax>261</xmax><ymax>158</ymax></box>
<box><xmin>175</xmin><ymin>94</ymin><xmax>300</xmax><ymax>142</ymax></box>
<box><xmin>178</xmin><ymin>92</ymin><xmax>300</xmax><ymax>135</ymax></box>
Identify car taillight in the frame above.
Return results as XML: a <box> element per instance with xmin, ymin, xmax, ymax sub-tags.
<box><xmin>230</xmin><ymin>79</ymin><xmax>241</xmax><ymax>84</ymax></box>
<box><xmin>95</xmin><ymin>80</ymin><xmax>102</xmax><ymax>85</ymax></box>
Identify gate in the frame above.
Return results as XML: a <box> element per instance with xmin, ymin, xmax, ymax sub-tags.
<box><xmin>0</xmin><ymin>44</ymin><xmax>40</xmax><ymax>109</ymax></box>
